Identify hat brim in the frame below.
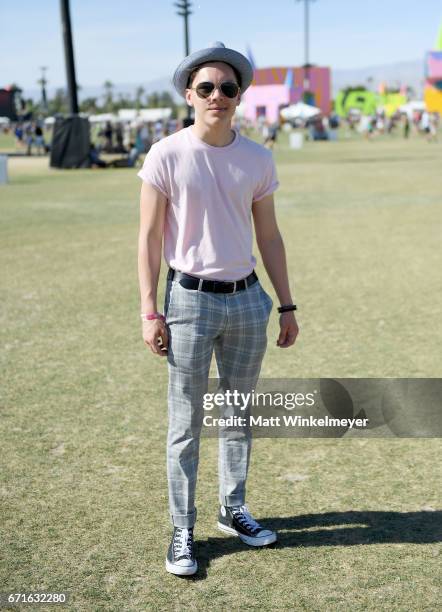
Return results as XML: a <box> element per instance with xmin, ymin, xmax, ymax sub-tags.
<box><xmin>173</xmin><ymin>46</ymin><xmax>253</xmax><ymax>98</ymax></box>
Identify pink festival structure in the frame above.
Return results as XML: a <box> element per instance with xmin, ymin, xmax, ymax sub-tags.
<box><xmin>242</xmin><ymin>66</ymin><xmax>331</xmax><ymax>123</ymax></box>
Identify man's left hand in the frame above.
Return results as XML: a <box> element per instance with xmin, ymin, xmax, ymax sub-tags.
<box><xmin>276</xmin><ymin>311</ymin><xmax>299</xmax><ymax>348</ymax></box>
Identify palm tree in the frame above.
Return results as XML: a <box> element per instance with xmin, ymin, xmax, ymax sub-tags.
<box><xmin>48</xmin><ymin>88</ymin><xmax>68</xmax><ymax>115</ymax></box>
<box><xmin>103</xmin><ymin>80</ymin><xmax>114</xmax><ymax>112</ymax></box>
<box><xmin>80</xmin><ymin>97</ymin><xmax>99</xmax><ymax>114</ymax></box>
<box><xmin>135</xmin><ymin>86</ymin><xmax>145</xmax><ymax>110</ymax></box>
<box><xmin>147</xmin><ymin>92</ymin><xmax>160</xmax><ymax>108</ymax></box>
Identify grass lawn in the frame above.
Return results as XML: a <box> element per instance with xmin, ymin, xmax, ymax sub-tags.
<box><xmin>1</xmin><ymin>133</ymin><xmax>441</xmax><ymax>610</ymax></box>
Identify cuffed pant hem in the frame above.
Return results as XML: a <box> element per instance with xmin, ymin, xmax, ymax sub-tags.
<box><xmin>219</xmin><ymin>493</ymin><xmax>245</xmax><ymax>507</ymax></box>
<box><xmin>170</xmin><ymin>507</ymin><xmax>197</xmax><ymax>528</ymax></box>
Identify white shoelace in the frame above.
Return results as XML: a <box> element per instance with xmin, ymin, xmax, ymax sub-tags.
<box><xmin>232</xmin><ymin>504</ymin><xmax>262</xmax><ymax>532</ymax></box>
<box><xmin>173</xmin><ymin>528</ymin><xmax>193</xmax><ymax>557</ymax></box>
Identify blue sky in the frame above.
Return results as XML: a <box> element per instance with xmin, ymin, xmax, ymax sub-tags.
<box><xmin>1</xmin><ymin>0</ymin><xmax>441</xmax><ymax>91</ymax></box>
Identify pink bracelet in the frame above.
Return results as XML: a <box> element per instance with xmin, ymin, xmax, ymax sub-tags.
<box><xmin>140</xmin><ymin>312</ymin><xmax>166</xmax><ymax>322</ymax></box>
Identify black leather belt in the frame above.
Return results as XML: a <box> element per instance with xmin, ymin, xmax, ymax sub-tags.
<box><xmin>167</xmin><ymin>267</ymin><xmax>258</xmax><ymax>293</ymax></box>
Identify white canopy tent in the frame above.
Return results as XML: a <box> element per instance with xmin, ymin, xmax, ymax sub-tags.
<box><xmin>88</xmin><ymin>113</ymin><xmax>118</xmax><ymax>124</ymax></box>
<box><xmin>234</xmin><ymin>102</ymin><xmax>247</xmax><ymax>118</ymax></box>
<box><xmin>280</xmin><ymin>102</ymin><xmax>321</xmax><ymax>121</ymax></box>
<box><xmin>87</xmin><ymin>108</ymin><xmax>172</xmax><ymax>125</ymax></box>
<box><xmin>398</xmin><ymin>100</ymin><xmax>426</xmax><ymax>118</ymax></box>
<box><xmin>118</xmin><ymin>109</ymin><xmax>137</xmax><ymax>122</ymax></box>
<box><xmin>138</xmin><ymin>107</ymin><xmax>172</xmax><ymax>122</ymax></box>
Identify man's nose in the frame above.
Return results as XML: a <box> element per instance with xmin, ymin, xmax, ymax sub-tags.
<box><xmin>209</xmin><ymin>85</ymin><xmax>225</xmax><ymax>100</ymax></box>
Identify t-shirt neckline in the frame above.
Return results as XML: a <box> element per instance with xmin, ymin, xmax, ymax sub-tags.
<box><xmin>187</xmin><ymin>125</ymin><xmax>240</xmax><ymax>151</ymax></box>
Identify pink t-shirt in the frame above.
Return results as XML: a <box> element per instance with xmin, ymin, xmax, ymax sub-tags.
<box><xmin>137</xmin><ymin>125</ymin><xmax>279</xmax><ymax>281</ymax></box>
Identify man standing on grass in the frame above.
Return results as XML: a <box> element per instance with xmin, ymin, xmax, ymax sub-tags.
<box><xmin>137</xmin><ymin>42</ymin><xmax>298</xmax><ymax>576</ymax></box>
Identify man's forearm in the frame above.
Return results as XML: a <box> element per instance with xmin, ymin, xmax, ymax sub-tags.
<box><xmin>258</xmin><ymin>233</ymin><xmax>294</xmax><ymax>306</ymax></box>
<box><xmin>138</xmin><ymin>232</ymin><xmax>162</xmax><ymax>313</ymax></box>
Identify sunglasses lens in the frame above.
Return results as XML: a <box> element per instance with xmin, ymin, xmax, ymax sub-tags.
<box><xmin>195</xmin><ymin>81</ymin><xmax>239</xmax><ymax>98</ymax></box>
<box><xmin>196</xmin><ymin>82</ymin><xmax>214</xmax><ymax>98</ymax></box>
<box><xmin>221</xmin><ymin>82</ymin><xmax>239</xmax><ymax>98</ymax></box>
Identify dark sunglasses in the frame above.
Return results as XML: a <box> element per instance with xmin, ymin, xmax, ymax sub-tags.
<box><xmin>191</xmin><ymin>81</ymin><xmax>240</xmax><ymax>99</ymax></box>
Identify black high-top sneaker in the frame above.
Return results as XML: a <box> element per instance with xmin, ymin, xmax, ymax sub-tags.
<box><xmin>165</xmin><ymin>527</ymin><xmax>197</xmax><ymax>576</ymax></box>
<box><xmin>217</xmin><ymin>504</ymin><xmax>277</xmax><ymax>546</ymax></box>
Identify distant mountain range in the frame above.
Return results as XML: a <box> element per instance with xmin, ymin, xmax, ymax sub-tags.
<box><xmin>330</xmin><ymin>59</ymin><xmax>424</xmax><ymax>96</ymax></box>
<box><xmin>19</xmin><ymin>59</ymin><xmax>425</xmax><ymax>104</ymax></box>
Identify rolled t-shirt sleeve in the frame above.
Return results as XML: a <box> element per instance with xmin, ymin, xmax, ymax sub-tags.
<box><xmin>137</xmin><ymin>144</ymin><xmax>168</xmax><ymax>198</ymax></box>
<box><xmin>252</xmin><ymin>152</ymin><xmax>279</xmax><ymax>202</ymax></box>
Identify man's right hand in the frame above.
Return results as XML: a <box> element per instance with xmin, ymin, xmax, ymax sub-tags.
<box><xmin>142</xmin><ymin>319</ymin><xmax>169</xmax><ymax>356</ymax></box>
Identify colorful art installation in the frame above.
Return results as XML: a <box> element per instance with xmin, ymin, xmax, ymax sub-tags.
<box><xmin>334</xmin><ymin>86</ymin><xmax>407</xmax><ymax>118</ymax></box>
<box><xmin>335</xmin><ymin>88</ymin><xmax>377</xmax><ymax>117</ymax></box>
<box><xmin>379</xmin><ymin>91</ymin><xmax>407</xmax><ymax>117</ymax></box>
<box><xmin>241</xmin><ymin>65</ymin><xmax>331</xmax><ymax>123</ymax></box>
<box><xmin>424</xmin><ymin>52</ymin><xmax>442</xmax><ymax>113</ymax></box>
<box><xmin>423</xmin><ymin>22</ymin><xmax>442</xmax><ymax>113</ymax></box>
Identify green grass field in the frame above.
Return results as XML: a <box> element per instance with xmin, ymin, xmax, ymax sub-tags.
<box><xmin>1</xmin><ymin>134</ymin><xmax>441</xmax><ymax>610</ymax></box>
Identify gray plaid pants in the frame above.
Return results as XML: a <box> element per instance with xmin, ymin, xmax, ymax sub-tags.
<box><xmin>164</xmin><ymin>273</ymin><xmax>273</xmax><ymax>528</ymax></box>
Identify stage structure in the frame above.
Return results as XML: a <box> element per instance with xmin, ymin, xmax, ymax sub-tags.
<box><xmin>50</xmin><ymin>0</ymin><xmax>90</xmax><ymax>169</ymax></box>
<box><xmin>0</xmin><ymin>87</ymin><xmax>24</xmax><ymax>121</ymax></box>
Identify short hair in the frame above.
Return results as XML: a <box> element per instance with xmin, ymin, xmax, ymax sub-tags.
<box><xmin>187</xmin><ymin>62</ymin><xmax>242</xmax><ymax>89</ymax></box>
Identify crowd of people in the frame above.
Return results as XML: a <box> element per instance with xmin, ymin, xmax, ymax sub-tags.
<box><xmin>252</xmin><ymin>108</ymin><xmax>441</xmax><ymax>145</ymax></box>
<box><xmin>3</xmin><ymin>107</ymin><xmax>440</xmax><ymax>166</ymax></box>
<box><xmin>95</xmin><ymin>118</ymin><xmax>182</xmax><ymax>155</ymax></box>
<box><xmin>3</xmin><ymin>117</ymin><xmax>183</xmax><ymax>166</ymax></box>
<box><xmin>352</xmin><ymin>109</ymin><xmax>439</xmax><ymax>142</ymax></box>
<box><xmin>88</xmin><ymin>118</ymin><xmax>182</xmax><ymax>168</ymax></box>
<box><xmin>13</xmin><ymin>120</ymin><xmax>48</xmax><ymax>155</ymax></box>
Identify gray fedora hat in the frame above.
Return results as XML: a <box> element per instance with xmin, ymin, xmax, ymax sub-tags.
<box><xmin>172</xmin><ymin>41</ymin><xmax>254</xmax><ymax>98</ymax></box>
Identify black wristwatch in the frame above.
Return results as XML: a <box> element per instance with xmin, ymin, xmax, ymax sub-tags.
<box><xmin>277</xmin><ymin>304</ymin><xmax>297</xmax><ymax>314</ymax></box>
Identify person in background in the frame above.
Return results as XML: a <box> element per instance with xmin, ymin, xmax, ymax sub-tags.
<box><xmin>14</xmin><ymin>123</ymin><xmax>24</xmax><ymax>151</ymax></box>
<box><xmin>310</xmin><ymin>114</ymin><xmax>328</xmax><ymax>141</ymax></box>
<box><xmin>153</xmin><ymin>119</ymin><xmax>165</xmax><ymax>143</ymax></box>
<box><xmin>35</xmin><ymin>122</ymin><xmax>45</xmax><ymax>155</ymax></box>
<box><xmin>375</xmin><ymin>112</ymin><xmax>385</xmax><ymax>135</ymax></box>
<box><xmin>386</xmin><ymin>113</ymin><xmax>396</xmax><ymax>135</ymax></box>
<box><xmin>420</xmin><ymin>110</ymin><xmax>430</xmax><ymax>137</ymax></box>
<box><xmin>115</xmin><ymin>123</ymin><xmax>125</xmax><ymax>153</ymax></box>
<box><xmin>167</xmin><ymin>119</ymin><xmax>178</xmax><ymax>134</ymax></box>
<box><xmin>108</xmin><ymin>142</ymin><xmax>140</xmax><ymax>168</ymax></box>
<box><xmin>403</xmin><ymin>113</ymin><xmax>410</xmax><ymax>139</ymax></box>
<box><xmin>140</xmin><ymin>123</ymin><xmax>151</xmax><ymax>152</ymax></box>
<box><xmin>24</xmin><ymin>122</ymin><xmax>34</xmax><ymax>155</ymax></box>
<box><xmin>412</xmin><ymin>110</ymin><xmax>421</xmax><ymax>135</ymax></box>
<box><xmin>256</xmin><ymin>114</ymin><xmax>266</xmax><ymax>138</ymax></box>
<box><xmin>428</xmin><ymin>112</ymin><xmax>439</xmax><ymax>142</ymax></box>
<box><xmin>128</xmin><ymin>142</ymin><xmax>141</xmax><ymax>166</ymax></box>
<box><xmin>89</xmin><ymin>143</ymin><xmax>108</xmax><ymax>168</ymax></box>
<box><xmin>135</xmin><ymin>127</ymin><xmax>146</xmax><ymax>154</ymax></box>
<box><xmin>104</xmin><ymin>121</ymin><xmax>113</xmax><ymax>152</ymax></box>
<box><xmin>264</xmin><ymin>121</ymin><xmax>279</xmax><ymax>149</ymax></box>
<box><xmin>328</xmin><ymin>112</ymin><xmax>339</xmax><ymax>141</ymax></box>
<box><xmin>123</xmin><ymin>122</ymin><xmax>132</xmax><ymax>151</ymax></box>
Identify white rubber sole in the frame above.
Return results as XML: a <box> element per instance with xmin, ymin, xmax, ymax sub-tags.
<box><xmin>165</xmin><ymin>558</ymin><xmax>198</xmax><ymax>576</ymax></box>
<box><xmin>217</xmin><ymin>521</ymin><xmax>277</xmax><ymax>546</ymax></box>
